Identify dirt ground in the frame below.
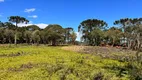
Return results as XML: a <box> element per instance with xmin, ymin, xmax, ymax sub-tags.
<box><xmin>62</xmin><ymin>46</ymin><xmax>137</xmax><ymax>61</ymax></box>
<box><xmin>62</xmin><ymin>46</ymin><xmax>135</xmax><ymax>54</ymax></box>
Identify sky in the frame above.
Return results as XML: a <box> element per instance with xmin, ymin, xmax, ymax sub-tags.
<box><xmin>1</xmin><ymin>0</ymin><xmax>142</xmax><ymax>40</ymax></box>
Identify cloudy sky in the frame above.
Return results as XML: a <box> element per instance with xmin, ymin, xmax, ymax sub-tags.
<box><xmin>1</xmin><ymin>0</ymin><xmax>142</xmax><ymax>41</ymax></box>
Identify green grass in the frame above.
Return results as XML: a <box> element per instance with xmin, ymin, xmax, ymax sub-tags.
<box><xmin>0</xmin><ymin>45</ymin><xmax>130</xmax><ymax>80</ymax></box>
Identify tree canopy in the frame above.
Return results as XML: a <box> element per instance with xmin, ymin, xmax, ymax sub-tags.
<box><xmin>0</xmin><ymin>16</ymin><xmax>142</xmax><ymax>48</ymax></box>
<box><xmin>78</xmin><ymin>19</ymin><xmax>107</xmax><ymax>45</ymax></box>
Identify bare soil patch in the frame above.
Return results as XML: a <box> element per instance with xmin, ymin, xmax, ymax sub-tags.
<box><xmin>62</xmin><ymin>46</ymin><xmax>137</xmax><ymax>61</ymax></box>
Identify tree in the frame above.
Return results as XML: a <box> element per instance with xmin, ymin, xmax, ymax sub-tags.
<box><xmin>114</xmin><ymin>18</ymin><xmax>132</xmax><ymax>46</ymax></box>
<box><xmin>70</xmin><ymin>31</ymin><xmax>77</xmax><ymax>45</ymax></box>
<box><xmin>4</xmin><ymin>22</ymin><xmax>16</xmax><ymax>30</ymax></box>
<box><xmin>4</xmin><ymin>29</ymin><xmax>14</xmax><ymax>44</ymax></box>
<box><xmin>31</xmin><ymin>30</ymin><xmax>40</xmax><ymax>44</ymax></box>
<box><xmin>24</xmin><ymin>31</ymin><xmax>32</xmax><ymax>44</ymax></box>
<box><xmin>90</xmin><ymin>28</ymin><xmax>104</xmax><ymax>46</ymax></box>
<box><xmin>26</xmin><ymin>25</ymin><xmax>40</xmax><ymax>31</ymax></box>
<box><xmin>0</xmin><ymin>28</ymin><xmax>5</xmax><ymax>43</ymax></box>
<box><xmin>78</xmin><ymin>19</ymin><xmax>107</xmax><ymax>45</ymax></box>
<box><xmin>65</xmin><ymin>27</ymin><xmax>73</xmax><ymax>44</ymax></box>
<box><xmin>9</xmin><ymin>16</ymin><xmax>29</xmax><ymax>45</ymax></box>
<box><xmin>44</xmin><ymin>24</ymin><xmax>64</xmax><ymax>46</ymax></box>
<box><xmin>114</xmin><ymin>18</ymin><xmax>142</xmax><ymax>49</ymax></box>
<box><xmin>105</xmin><ymin>27</ymin><xmax>122</xmax><ymax>46</ymax></box>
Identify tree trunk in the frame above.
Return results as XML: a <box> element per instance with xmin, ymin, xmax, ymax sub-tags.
<box><xmin>52</xmin><ymin>39</ymin><xmax>56</xmax><ymax>46</ymax></box>
<box><xmin>112</xmin><ymin>39</ymin><xmax>115</xmax><ymax>47</ymax></box>
<box><xmin>14</xmin><ymin>33</ymin><xmax>17</xmax><ymax>45</ymax></box>
<box><xmin>9</xmin><ymin>37</ymin><xmax>11</xmax><ymax>44</ymax></box>
<box><xmin>26</xmin><ymin>39</ymin><xmax>28</xmax><ymax>44</ymax></box>
<box><xmin>15</xmin><ymin>23</ymin><xmax>17</xmax><ymax>45</ymax></box>
<box><xmin>137</xmin><ymin>39</ymin><xmax>140</xmax><ymax>50</ymax></box>
<box><xmin>136</xmin><ymin>33</ymin><xmax>140</xmax><ymax>50</ymax></box>
<box><xmin>128</xmin><ymin>40</ymin><xmax>132</xmax><ymax>49</ymax></box>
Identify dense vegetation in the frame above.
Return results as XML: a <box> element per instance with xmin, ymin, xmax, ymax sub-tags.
<box><xmin>78</xmin><ymin>18</ymin><xmax>142</xmax><ymax>50</ymax></box>
<box><xmin>0</xmin><ymin>16</ymin><xmax>77</xmax><ymax>45</ymax></box>
<box><xmin>1</xmin><ymin>16</ymin><xmax>142</xmax><ymax>50</ymax></box>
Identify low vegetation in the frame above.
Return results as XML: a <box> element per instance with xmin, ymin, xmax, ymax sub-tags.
<box><xmin>63</xmin><ymin>46</ymin><xmax>142</xmax><ymax>80</ymax></box>
<box><xmin>0</xmin><ymin>45</ymin><xmax>141</xmax><ymax>80</ymax></box>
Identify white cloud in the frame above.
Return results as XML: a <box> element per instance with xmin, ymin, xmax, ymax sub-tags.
<box><xmin>35</xmin><ymin>23</ymin><xmax>48</xmax><ymax>29</ymax></box>
<box><xmin>28</xmin><ymin>15</ymin><xmax>38</xmax><ymax>18</ymax></box>
<box><xmin>17</xmin><ymin>23</ymin><xmax>32</xmax><ymax>27</ymax></box>
<box><xmin>0</xmin><ymin>0</ymin><xmax>4</xmax><ymax>2</ymax></box>
<box><xmin>15</xmin><ymin>23</ymin><xmax>48</xmax><ymax>29</ymax></box>
<box><xmin>75</xmin><ymin>32</ymin><xmax>82</xmax><ymax>41</ymax></box>
<box><xmin>24</xmin><ymin>8</ymin><xmax>36</xmax><ymax>13</ymax></box>
<box><xmin>29</xmin><ymin>21</ymin><xmax>33</xmax><ymax>24</ymax></box>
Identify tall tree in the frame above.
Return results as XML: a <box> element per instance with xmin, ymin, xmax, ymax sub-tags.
<box><xmin>114</xmin><ymin>18</ymin><xmax>131</xmax><ymax>46</ymax></box>
<box><xmin>114</xmin><ymin>18</ymin><xmax>142</xmax><ymax>49</ymax></box>
<box><xmin>70</xmin><ymin>31</ymin><xmax>77</xmax><ymax>45</ymax></box>
<box><xmin>9</xmin><ymin>16</ymin><xmax>29</xmax><ymax>45</ymax></box>
<box><xmin>4</xmin><ymin>22</ymin><xmax>16</xmax><ymax>30</ymax></box>
<box><xmin>31</xmin><ymin>30</ymin><xmax>40</xmax><ymax>44</ymax></box>
<box><xmin>26</xmin><ymin>25</ymin><xmax>40</xmax><ymax>31</ymax></box>
<box><xmin>65</xmin><ymin>27</ymin><xmax>73</xmax><ymax>44</ymax></box>
<box><xmin>4</xmin><ymin>29</ymin><xmax>14</xmax><ymax>44</ymax></box>
<box><xmin>105</xmin><ymin>27</ymin><xmax>122</xmax><ymax>46</ymax></box>
<box><xmin>78</xmin><ymin>19</ymin><xmax>107</xmax><ymax>45</ymax></box>
<box><xmin>0</xmin><ymin>28</ymin><xmax>5</xmax><ymax>43</ymax></box>
<box><xmin>24</xmin><ymin>31</ymin><xmax>32</xmax><ymax>44</ymax></box>
<box><xmin>90</xmin><ymin>28</ymin><xmax>104</xmax><ymax>46</ymax></box>
<box><xmin>44</xmin><ymin>24</ymin><xmax>64</xmax><ymax>46</ymax></box>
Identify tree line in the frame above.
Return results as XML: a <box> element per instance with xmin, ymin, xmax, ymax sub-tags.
<box><xmin>0</xmin><ymin>16</ymin><xmax>77</xmax><ymax>46</ymax></box>
<box><xmin>78</xmin><ymin>18</ymin><xmax>142</xmax><ymax>50</ymax></box>
<box><xmin>0</xmin><ymin>16</ymin><xmax>142</xmax><ymax>49</ymax></box>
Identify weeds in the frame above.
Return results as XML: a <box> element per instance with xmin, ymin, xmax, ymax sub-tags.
<box><xmin>0</xmin><ymin>45</ymin><xmax>131</xmax><ymax>80</ymax></box>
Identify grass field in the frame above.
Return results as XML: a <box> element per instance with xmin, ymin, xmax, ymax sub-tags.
<box><xmin>0</xmin><ymin>45</ymin><xmax>134</xmax><ymax>80</ymax></box>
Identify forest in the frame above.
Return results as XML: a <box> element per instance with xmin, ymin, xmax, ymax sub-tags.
<box><xmin>0</xmin><ymin>16</ymin><xmax>142</xmax><ymax>50</ymax></box>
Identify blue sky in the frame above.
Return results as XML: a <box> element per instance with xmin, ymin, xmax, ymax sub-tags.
<box><xmin>1</xmin><ymin>0</ymin><xmax>142</xmax><ymax>40</ymax></box>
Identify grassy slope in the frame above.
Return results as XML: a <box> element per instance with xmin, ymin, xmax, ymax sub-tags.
<box><xmin>0</xmin><ymin>45</ymin><xmax>129</xmax><ymax>80</ymax></box>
